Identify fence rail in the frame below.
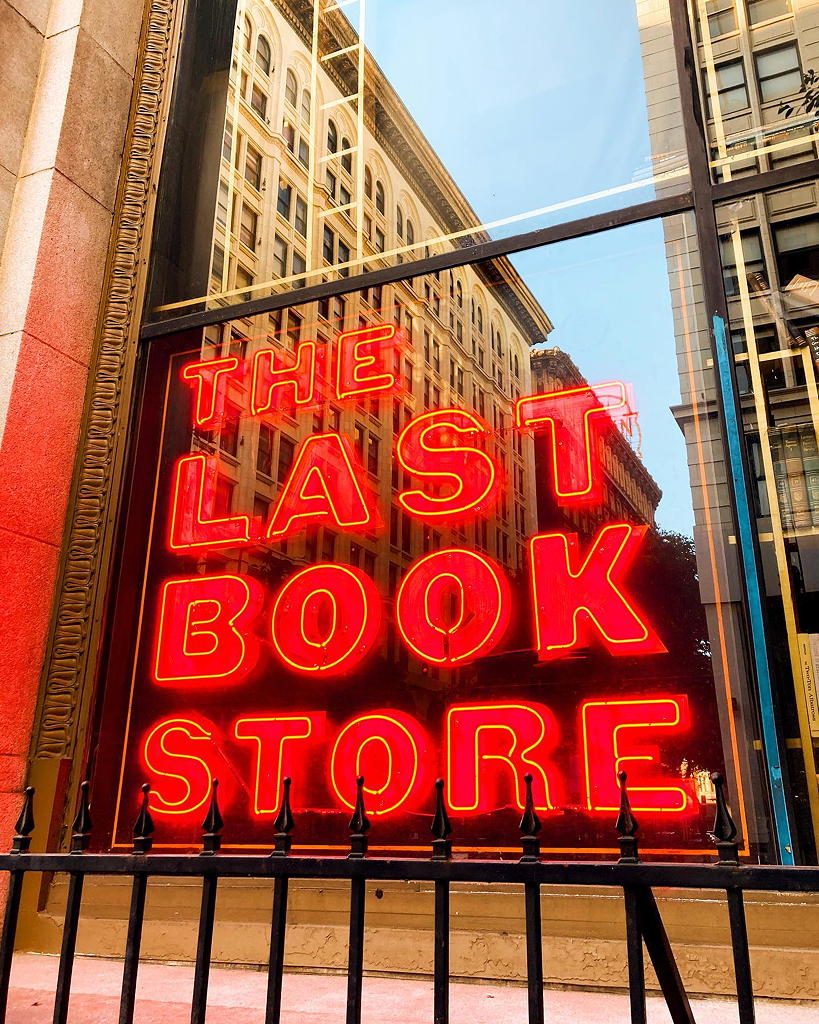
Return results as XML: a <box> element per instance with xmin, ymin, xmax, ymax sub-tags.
<box><xmin>0</xmin><ymin>771</ymin><xmax>816</xmax><ymax>1024</ymax></box>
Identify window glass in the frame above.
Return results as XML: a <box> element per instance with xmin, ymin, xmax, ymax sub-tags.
<box><xmin>702</xmin><ymin>0</ymin><xmax>737</xmax><ymax>39</ymax></box>
<box><xmin>693</xmin><ymin>2</ymin><xmax>817</xmax><ymax>182</ymax></box>
<box><xmin>747</xmin><ymin>0</ymin><xmax>791</xmax><ymax>26</ymax></box>
<box><xmin>239</xmin><ymin>204</ymin><xmax>258</xmax><ymax>250</ymax></box>
<box><xmin>148</xmin><ymin>0</ymin><xmax>691</xmax><ymax>319</ymax></box>
<box><xmin>250</xmin><ymin>84</ymin><xmax>268</xmax><ymax>119</ymax></box>
<box><xmin>276</xmin><ymin>180</ymin><xmax>291</xmax><ymax>219</ymax></box>
<box><xmin>720</xmin><ymin>228</ymin><xmax>766</xmax><ymax>295</ymax></box>
<box><xmin>774</xmin><ymin>216</ymin><xmax>819</xmax><ymax>285</ymax></box>
<box><xmin>100</xmin><ymin>217</ymin><xmax>775</xmax><ymax>858</ymax></box>
<box><xmin>285</xmin><ymin>68</ymin><xmax>297</xmax><ymax>107</ymax></box>
<box><xmin>244</xmin><ymin>144</ymin><xmax>262</xmax><ymax>190</ymax></box>
<box><xmin>755</xmin><ymin>44</ymin><xmax>802</xmax><ymax>104</ymax></box>
<box><xmin>707</xmin><ymin>60</ymin><xmax>750</xmax><ymax>118</ymax></box>
<box><xmin>718</xmin><ymin>184</ymin><xmax>819</xmax><ymax>858</ymax></box>
<box><xmin>294</xmin><ymin>195</ymin><xmax>308</xmax><ymax>238</ymax></box>
<box><xmin>256</xmin><ymin>35</ymin><xmax>272</xmax><ymax>75</ymax></box>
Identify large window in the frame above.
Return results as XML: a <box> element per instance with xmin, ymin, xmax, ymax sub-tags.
<box><xmin>147</xmin><ymin>0</ymin><xmax>693</xmax><ymax>319</ymax></box>
<box><xmin>105</xmin><ymin>217</ymin><xmax>784</xmax><ymax>860</ymax></box>
<box><xmin>121</xmin><ymin>0</ymin><xmax>819</xmax><ymax>865</ymax></box>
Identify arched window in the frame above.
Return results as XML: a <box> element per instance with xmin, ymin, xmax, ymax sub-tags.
<box><xmin>514</xmin><ymin>353</ymin><xmax>520</xmax><ymax>378</ymax></box>
<box><xmin>301</xmin><ymin>88</ymin><xmax>311</xmax><ymax>123</ymax></box>
<box><xmin>327</xmin><ymin>119</ymin><xmax>338</xmax><ymax>153</ymax></box>
<box><xmin>396</xmin><ymin>207</ymin><xmax>404</xmax><ymax>238</ymax></box>
<box><xmin>406</xmin><ymin>219</ymin><xmax>414</xmax><ymax>246</ymax></box>
<box><xmin>285</xmin><ymin>69</ymin><xmax>298</xmax><ymax>107</ymax></box>
<box><xmin>364</xmin><ymin>166</ymin><xmax>373</xmax><ymax>198</ymax></box>
<box><xmin>375</xmin><ymin>180</ymin><xmax>385</xmax><ymax>214</ymax></box>
<box><xmin>255</xmin><ymin>35</ymin><xmax>271</xmax><ymax>75</ymax></box>
<box><xmin>456</xmin><ymin>281</ymin><xmax>463</xmax><ymax>308</ymax></box>
<box><xmin>477</xmin><ymin>306</ymin><xmax>483</xmax><ymax>333</ymax></box>
<box><xmin>243</xmin><ymin>15</ymin><xmax>252</xmax><ymax>52</ymax></box>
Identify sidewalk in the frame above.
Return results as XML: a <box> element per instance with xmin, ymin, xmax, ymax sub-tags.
<box><xmin>6</xmin><ymin>953</ymin><xmax>818</xmax><ymax>1023</ymax></box>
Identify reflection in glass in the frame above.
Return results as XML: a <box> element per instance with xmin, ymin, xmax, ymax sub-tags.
<box><xmin>718</xmin><ymin>182</ymin><xmax>819</xmax><ymax>859</ymax></box>
<box><xmin>152</xmin><ymin>0</ymin><xmax>689</xmax><ymax>316</ymax></box>
<box><xmin>97</xmin><ymin>218</ymin><xmax>778</xmax><ymax>858</ymax></box>
<box><xmin>691</xmin><ymin>0</ymin><xmax>819</xmax><ymax>182</ymax></box>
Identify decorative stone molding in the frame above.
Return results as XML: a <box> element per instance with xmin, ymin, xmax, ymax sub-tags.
<box><xmin>33</xmin><ymin>0</ymin><xmax>180</xmax><ymax>759</ymax></box>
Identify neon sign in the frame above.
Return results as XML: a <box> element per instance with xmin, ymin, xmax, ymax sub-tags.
<box><xmin>99</xmin><ymin>320</ymin><xmax>724</xmax><ymax>855</ymax></box>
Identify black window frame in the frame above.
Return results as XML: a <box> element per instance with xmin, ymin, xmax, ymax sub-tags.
<box><xmin>133</xmin><ymin>0</ymin><xmax>819</xmax><ymax>866</ymax></box>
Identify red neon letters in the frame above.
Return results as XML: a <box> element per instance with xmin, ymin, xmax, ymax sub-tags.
<box><xmin>142</xmin><ymin>701</ymin><xmax>696</xmax><ymax>822</ymax></box>
<box><xmin>234</xmin><ymin>715</ymin><xmax>325</xmax><ymax>814</ymax></box>
<box><xmin>529</xmin><ymin>523</ymin><xmax>666</xmax><ymax>660</ymax></box>
<box><xmin>251</xmin><ymin>340</ymin><xmax>322</xmax><ymax>418</ymax></box>
<box><xmin>266</xmin><ymin>433</ymin><xmax>379</xmax><ymax>540</ymax></box>
<box><xmin>152</xmin><ymin>574</ymin><xmax>264</xmax><ymax>687</ymax></box>
<box><xmin>336</xmin><ymin>323</ymin><xmax>402</xmax><ymax>401</ymax></box>
<box><xmin>446</xmin><ymin>703</ymin><xmax>562</xmax><ymax>813</ymax></box>
<box><xmin>396</xmin><ymin>409</ymin><xmax>502</xmax><ymax>520</ymax></box>
<box><xmin>180</xmin><ymin>356</ymin><xmax>241</xmax><ymax>429</ymax></box>
<box><xmin>395</xmin><ymin>549</ymin><xmax>511</xmax><ymax>666</ymax></box>
<box><xmin>515</xmin><ymin>382</ymin><xmax>631</xmax><ymax>505</ymax></box>
<box><xmin>581</xmin><ymin>697</ymin><xmax>694</xmax><ymax>813</ymax></box>
<box><xmin>137</xmin><ymin>341</ymin><xmax>709</xmax><ymax>848</ymax></box>
<box><xmin>142</xmin><ymin>715</ymin><xmax>218</xmax><ymax>817</ymax></box>
<box><xmin>330</xmin><ymin>711</ymin><xmax>428</xmax><ymax>815</ymax></box>
<box><xmin>270</xmin><ymin>564</ymin><xmax>382</xmax><ymax>676</ymax></box>
<box><xmin>167</xmin><ymin>454</ymin><xmax>255</xmax><ymax>552</ymax></box>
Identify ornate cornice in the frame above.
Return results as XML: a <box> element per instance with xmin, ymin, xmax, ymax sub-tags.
<box><xmin>33</xmin><ymin>0</ymin><xmax>180</xmax><ymax>758</ymax></box>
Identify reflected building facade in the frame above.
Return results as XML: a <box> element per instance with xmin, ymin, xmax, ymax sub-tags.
<box><xmin>639</xmin><ymin>0</ymin><xmax>819</xmax><ymax>857</ymax></box>
<box><xmin>530</xmin><ymin>347</ymin><xmax>662</xmax><ymax>536</ymax></box>
<box><xmin>197</xmin><ymin>0</ymin><xmax>554</xmax><ymax>692</ymax></box>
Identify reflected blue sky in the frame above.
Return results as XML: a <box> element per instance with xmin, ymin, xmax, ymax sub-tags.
<box><xmin>357</xmin><ymin>0</ymin><xmax>693</xmax><ymax>534</ymax></box>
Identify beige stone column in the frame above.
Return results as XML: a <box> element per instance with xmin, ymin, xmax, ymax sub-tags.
<box><xmin>0</xmin><ymin>0</ymin><xmax>146</xmax><ymax>844</ymax></box>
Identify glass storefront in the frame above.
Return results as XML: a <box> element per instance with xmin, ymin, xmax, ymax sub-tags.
<box><xmin>93</xmin><ymin>214</ymin><xmax>780</xmax><ymax>859</ymax></box>
<box><xmin>84</xmin><ymin>0</ymin><xmax>819</xmax><ymax>864</ymax></box>
<box><xmin>147</xmin><ymin>0</ymin><xmax>690</xmax><ymax>314</ymax></box>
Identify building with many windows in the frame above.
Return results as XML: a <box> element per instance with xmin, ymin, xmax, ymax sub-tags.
<box><xmin>639</xmin><ymin>0</ymin><xmax>819</xmax><ymax>858</ymax></box>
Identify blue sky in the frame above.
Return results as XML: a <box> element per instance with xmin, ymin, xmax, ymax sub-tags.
<box><xmin>354</xmin><ymin>0</ymin><xmax>695</xmax><ymax>534</ymax></box>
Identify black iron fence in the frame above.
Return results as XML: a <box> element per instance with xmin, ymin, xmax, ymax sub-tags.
<box><xmin>0</xmin><ymin>771</ymin><xmax>817</xmax><ymax>1024</ymax></box>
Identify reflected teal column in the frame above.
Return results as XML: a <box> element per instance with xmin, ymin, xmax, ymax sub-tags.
<box><xmin>712</xmin><ymin>314</ymin><xmax>795</xmax><ymax>864</ymax></box>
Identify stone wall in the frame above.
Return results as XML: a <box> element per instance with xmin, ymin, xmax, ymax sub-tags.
<box><xmin>0</xmin><ymin>0</ymin><xmax>146</xmax><ymax>847</ymax></box>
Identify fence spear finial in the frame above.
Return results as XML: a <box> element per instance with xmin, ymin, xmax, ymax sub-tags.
<box><xmin>348</xmin><ymin>775</ymin><xmax>370</xmax><ymax>859</ymax></box>
<box><xmin>519</xmin><ymin>773</ymin><xmax>542</xmax><ymax>863</ymax></box>
<box><xmin>431</xmin><ymin>778</ymin><xmax>452</xmax><ymax>861</ymax></box>
<box><xmin>272</xmin><ymin>776</ymin><xmax>295</xmax><ymax>857</ymax></box>
<box><xmin>132</xmin><ymin>783</ymin><xmax>155</xmax><ymax>855</ymax></box>
<box><xmin>616</xmin><ymin>771</ymin><xmax>639</xmax><ymax>864</ymax></box>
<box><xmin>71</xmin><ymin>781</ymin><xmax>93</xmax><ymax>855</ymax></box>
<box><xmin>201</xmin><ymin>778</ymin><xmax>223</xmax><ymax>856</ymax></box>
<box><xmin>12</xmin><ymin>786</ymin><xmax>35</xmax><ymax>854</ymax></box>
<box><xmin>708</xmin><ymin>772</ymin><xmax>739</xmax><ymax>865</ymax></box>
